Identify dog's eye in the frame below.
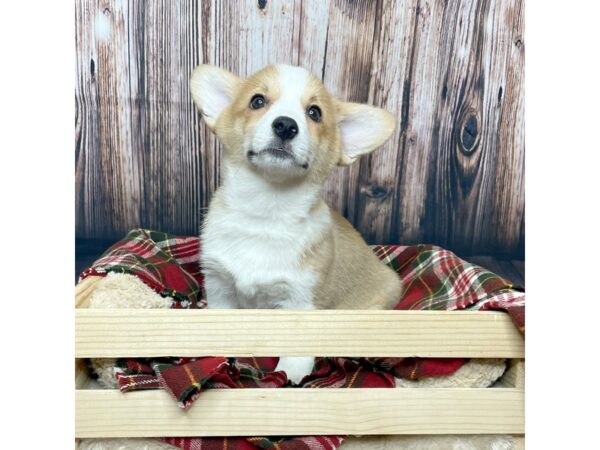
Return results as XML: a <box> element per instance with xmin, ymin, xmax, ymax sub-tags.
<box><xmin>307</xmin><ymin>105</ymin><xmax>322</xmax><ymax>122</ymax></box>
<box><xmin>250</xmin><ymin>94</ymin><xmax>267</xmax><ymax>110</ymax></box>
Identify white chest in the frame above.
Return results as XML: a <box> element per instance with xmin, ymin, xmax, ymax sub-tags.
<box><xmin>200</xmin><ymin>173</ymin><xmax>331</xmax><ymax>310</ymax></box>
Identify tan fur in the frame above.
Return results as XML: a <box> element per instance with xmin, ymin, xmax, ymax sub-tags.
<box><xmin>208</xmin><ymin>65</ymin><xmax>344</xmax><ymax>185</ymax></box>
<box><xmin>308</xmin><ymin>211</ymin><xmax>402</xmax><ymax>310</ymax></box>
<box><xmin>190</xmin><ymin>64</ymin><xmax>402</xmax><ymax>311</ymax></box>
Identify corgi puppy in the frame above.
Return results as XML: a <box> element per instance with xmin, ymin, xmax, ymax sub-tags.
<box><xmin>190</xmin><ymin>64</ymin><xmax>403</xmax><ymax>383</ymax></box>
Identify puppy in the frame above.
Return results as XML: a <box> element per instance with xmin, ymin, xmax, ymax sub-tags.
<box><xmin>190</xmin><ymin>64</ymin><xmax>402</xmax><ymax>383</ymax></box>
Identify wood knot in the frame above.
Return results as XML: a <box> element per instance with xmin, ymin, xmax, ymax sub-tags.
<box><xmin>363</xmin><ymin>184</ymin><xmax>390</xmax><ymax>200</ymax></box>
<box><xmin>458</xmin><ymin>113</ymin><xmax>480</xmax><ymax>155</ymax></box>
<box><xmin>103</xmin><ymin>7</ymin><xmax>111</xmax><ymax>16</ymax></box>
<box><xmin>257</xmin><ymin>0</ymin><xmax>267</xmax><ymax>10</ymax></box>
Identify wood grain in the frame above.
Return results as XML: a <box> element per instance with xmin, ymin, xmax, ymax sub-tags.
<box><xmin>75</xmin><ymin>0</ymin><xmax>525</xmax><ymax>259</ymax></box>
<box><xmin>76</xmin><ymin>387</ymin><xmax>524</xmax><ymax>438</ymax></box>
<box><xmin>75</xmin><ymin>309</ymin><xmax>524</xmax><ymax>358</ymax></box>
<box><xmin>468</xmin><ymin>256</ymin><xmax>525</xmax><ymax>287</ymax></box>
<box><xmin>319</xmin><ymin>0</ymin><xmax>379</xmax><ymax>221</ymax></box>
<box><xmin>513</xmin><ymin>435</ymin><xmax>525</xmax><ymax>450</ymax></box>
<box><xmin>75</xmin><ymin>358</ymin><xmax>92</xmax><ymax>389</ymax></box>
<box><xmin>74</xmin><ymin>275</ymin><xmax>103</xmax><ymax>308</ymax></box>
<box><xmin>497</xmin><ymin>359</ymin><xmax>525</xmax><ymax>389</ymax></box>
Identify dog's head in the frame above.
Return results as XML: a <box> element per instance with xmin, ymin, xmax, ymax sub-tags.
<box><xmin>190</xmin><ymin>64</ymin><xmax>395</xmax><ymax>184</ymax></box>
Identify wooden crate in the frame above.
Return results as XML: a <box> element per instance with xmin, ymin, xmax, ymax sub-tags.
<box><xmin>75</xmin><ymin>309</ymin><xmax>524</xmax><ymax>440</ymax></box>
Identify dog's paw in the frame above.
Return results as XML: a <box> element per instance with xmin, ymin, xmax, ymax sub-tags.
<box><xmin>275</xmin><ymin>356</ymin><xmax>315</xmax><ymax>385</ymax></box>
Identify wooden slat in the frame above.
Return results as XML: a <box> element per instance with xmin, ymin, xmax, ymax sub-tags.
<box><xmin>75</xmin><ymin>310</ymin><xmax>524</xmax><ymax>358</ymax></box>
<box><xmin>75</xmin><ymin>387</ymin><xmax>524</xmax><ymax>438</ymax></box>
<box><xmin>75</xmin><ymin>275</ymin><xmax>103</xmax><ymax>308</ymax></box>
<box><xmin>75</xmin><ymin>359</ymin><xmax>91</xmax><ymax>389</ymax></box>
<box><xmin>513</xmin><ymin>435</ymin><xmax>525</xmax><ymax>450</ymax></box>
<box><xmin>500</xmin><ymin>359</ymin><xmax>525</xmax><ymax>389</ymax></box>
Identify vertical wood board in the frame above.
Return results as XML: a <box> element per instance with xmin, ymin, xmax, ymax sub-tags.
<box><xmin>75</xmin><ymin>0</ymin><xmax>524</xmax><ymax>259</ymax></box>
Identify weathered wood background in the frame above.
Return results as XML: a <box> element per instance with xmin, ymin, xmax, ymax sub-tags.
<box><xmin>75</xmin><ymin>0</ymin><xmax>524</xmax><ymax>259</ymax></box>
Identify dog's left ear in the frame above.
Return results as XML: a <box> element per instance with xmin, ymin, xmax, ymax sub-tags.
<box><xmin>190</xmin><ymin>65</ymin><xmax>241</xmax><ymax>130</ymax></box>
<box><xmin>335</xmin><ymin>100</ymin><xmax>396</xmax><ymax>165</ymax></box>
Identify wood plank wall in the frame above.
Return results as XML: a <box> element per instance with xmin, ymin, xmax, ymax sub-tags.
<box><xmin>75</xmin><ymin>0</ymin><xmax>524</xmax><ymax>259</ymax></box>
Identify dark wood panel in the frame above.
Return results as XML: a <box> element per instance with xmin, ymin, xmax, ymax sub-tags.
<box><xmin>75</xmin><ymin>0</ymin><xmax>525</xmax><ymax>259</ymax></box>
<box><xmin>469</xmin><ymin>256</ymin><xmax>525</xmax><ymax>287</ymax></box>
<box><xmin>351</xmin><ymin>0</ymin><xmax>416</xmax><ymax>243</ymax></box>
<box><xmin>76</xmin><ymin>0</ymin><xmax>205</xmax><ymax>238</ymax></box>
<box><xmin>320</xmin><ymin>0</ymin><xmax>381</xmax><ymax>227</ymax></box>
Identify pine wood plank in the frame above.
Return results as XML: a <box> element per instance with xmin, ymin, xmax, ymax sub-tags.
<box><xmin>75</xmin><ymin>387</ymin><xmax>524</xmax><ymax>438</ymax></box>
<box><xmin>76</xmin><ymin>359</ymin><xmax>92</xmax><ymax>389</ymax></box>
<box><xmin>513</xmin><ymin>435</ymin><xmax>525</xmax><ymax>450</ymax></box>
<box><xmin>75</xmin><ymin>309</ymin><xmax>524</xmax><ymax>358</ymax></box>
<box><xmin>75</xmin><ymin>275</ymin><xmax>103</xmax><ymax>308</ymax></box>
<box><xmin>498</xmin><ymin>359</ymin><xmax>525</xmax><ymax>389</ymax></box>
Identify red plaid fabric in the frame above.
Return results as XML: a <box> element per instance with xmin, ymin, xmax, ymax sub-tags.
<box><xmin>81</xmin><ymin>229</ymin><xmax>525</xmax><ymax>450</ymax></box>
<box><xmin>79</xmin><ymin>229</ymin><xmax>203</xmax><ymax>308</ymax></box>
<box><xmin>372</xmin><ymin>245</ymin><xmax>525</xmax><ymax>332</ymax></box>
<box><xmin>163</xmin><ymin>436</ymin><xmax>345</xmax><ymax>450</ymax></box>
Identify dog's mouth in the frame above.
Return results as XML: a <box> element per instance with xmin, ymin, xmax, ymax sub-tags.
<box><xmin>262</xmin><ymin>147</ymin><xmax>294</xmax><ymax>160</ymax></box>
<box><xmin>247</xmin><ymin>147</ymin><xmax>309</xmax><ymax>170</ymax></box>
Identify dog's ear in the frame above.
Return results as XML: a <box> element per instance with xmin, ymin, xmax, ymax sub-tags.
<box><xmin>190</xmin><ymin>65</ymin><xmax>241</xmax><ymax>130</ymax></box>
<box><xmin>335</xmin><ymin>100</ymin><xmax>396</xmax><ymax>165</ymax></box>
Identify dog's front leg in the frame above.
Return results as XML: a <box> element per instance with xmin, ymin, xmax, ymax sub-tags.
<box><xmin>275</xmin><ymin>356</ymin><xmax>315</xmax><ymax>385</ymax></box>
<box><xmin>272</xmin><ymin>293</ymin><xmax>315</xmax><ymax>384</ymax></box>
<box><xmin>203</xmin><ymin>268</ymin><xmax>239</xmax><ymax>309</ymax></box>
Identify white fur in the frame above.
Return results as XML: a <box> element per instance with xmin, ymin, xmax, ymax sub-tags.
<box><xmin>249</xmin><ymin>65</ymin><xmax>313</xmax><ymax>171</ymax></box>
<box><xmin>201</xmin><ymin>65</ymin><xmax>335</xmax><ymax>382</ymax></box>
<box><xmin>274</xmin><ymin>356</ymin><xmax>316</xmax><ymax>384</ymax></box>
<box><xmin>189</xmin><ymin>66</ymin><xmax>238</xmax><ymax>128</ymax></box>
<box><xmin>202</xmin><ymin>162</ymin><xmax>329</xmax><ymax>382</ymax></box>
<box><xmin>202</xmin><ymin>164</ymin><xmax>328</xmax><ymax>311</ymax></box>
<box><xmin>339</xmin><ymin>111</ymin><xmax>387</xmax><ymax>160</ymax></box>
<box><xmin>203</xmin><ymin>64</ymin><xmax>396</xmax><ymax>383</ymax></box>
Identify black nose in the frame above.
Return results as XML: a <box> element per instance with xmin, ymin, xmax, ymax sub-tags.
<box><xmin>272</xmin><ymin>116</ymin><xmax>298</xmax><ymax>141</ymax></box>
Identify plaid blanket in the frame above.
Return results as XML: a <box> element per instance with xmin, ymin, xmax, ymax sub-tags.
<box><xmin>80</xmin><ymin>228</ymin><xmax>525</xmax><ymax>450</ymax></box>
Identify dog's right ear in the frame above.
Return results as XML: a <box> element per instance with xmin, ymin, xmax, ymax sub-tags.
<box><xmin>190</xmin><ymin>65</ymin><xmax>240</xmax><ymax>130</ymax></box>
